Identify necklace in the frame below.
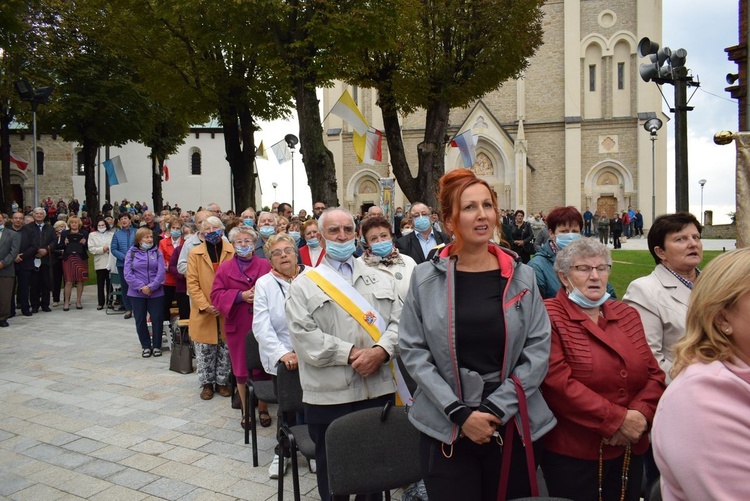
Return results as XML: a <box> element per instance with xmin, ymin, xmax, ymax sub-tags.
<box><xmin>598</xmin><ymin>440</ymin><xmax>631</xmax><ymax>501</ymax></box>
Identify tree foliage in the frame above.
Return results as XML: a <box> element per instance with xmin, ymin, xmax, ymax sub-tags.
<box><xmin>346</xmin><ymin>0</ymin><xmax>546</xmax><ymax>209</ymax></box>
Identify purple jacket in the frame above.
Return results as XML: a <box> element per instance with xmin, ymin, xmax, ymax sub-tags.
<box><xmin>124</xmin><ymin>245</ymin><xmax>166</xmax><ymax>298</ymax></box>
<box><xmin>210</xmin><ymin>256</ymin><xmax>271</xmax><ymax>337</ymax></box>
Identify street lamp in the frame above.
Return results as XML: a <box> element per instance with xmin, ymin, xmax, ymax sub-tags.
<box><xmin>284</xmin><ymin>134</ymin><xmax>299</xmax><ymax>210</ymax></box>
<box><xmin>644</xmin><ymin>117</ymin><xmax>663</xmax><ymax>225</ymax></box>
<box><xmin>699</xmin><ymin>179</ymin><xmax>707</xmax><ymax>225</ymax></box>
<box><xmin>14</xmin><ymin>79</ymin><xmax>54</xmax><ymax>208</ymax></box>
<box><xmin>272</xmin><ymin>182</ymin><xmax>278</xmax><ymax>201</ymax></box>
<box><xmin>638</xmin><ymin>37</ymin><xmax>699</xmax><ymax>213</ymax></box>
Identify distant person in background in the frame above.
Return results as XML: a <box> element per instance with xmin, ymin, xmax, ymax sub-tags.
<box><xmin>111</xmin><ymin>213</ymin><xmax>136</xmax><ymax>319</ymax></box>
<box><xmin>88</xmin><ymin>218</ymin><xmax>114</xmax><ymax>310</ymax></box>
<box><xmin>254</xmin><ymin>211</ymin><xmax>278</xmax><ymax>259</ymax></box>
<box><xmin>0</xmin><ymin>214</ymin><xmax>21</xmax><ymax>328</ymax></box>
<box><xmin>59</xmin><ymin>216</ymin><xmax>89</xmax><ymax>310</ymax></box>
<box><xmin>168</xmin><ymin>222</ymin><xmax>195</xmax><ymax>320</ymax></box>
<box><xmin>597</xmin><ymin>210</ymin><xmax>610</xmax><ymax>246</ymax></box>
<box><xmin>312</xmin><ymin>202</ymin><xmax>325</xmax><ymax>220</ymax></box>
<box><xmin>508</xmin><ymin>209</ymin><xmax>534</xmax><ymax>264</ymax></box>
<box><xmin>50</xmin><ymin>221</ymin><xmax>67</xmax><ymax>307</ymax></box>
<box><xmin>159</xmin><ymin>216</ymin><xmax>184</xmax><ymax>320</ymax></box>
<box><xmin>396</xmin><ymin>202</ymin><xmax>451</xmax><ymax>264</ymax></box>
<box><xmin>634</xmin><ymin>209</ymin><xmax>644</xmax><ymax>237</ymax></box>
<box><xmin>583</xmin><ymin>207</ymin><xmax>594</xmax><ymax>237</ymax></box>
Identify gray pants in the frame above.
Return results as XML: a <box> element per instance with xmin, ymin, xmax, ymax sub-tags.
<box><xmin>195</xmin><ymin>341</ymin><xmax>231</xmax><ymax>386</ymax></box>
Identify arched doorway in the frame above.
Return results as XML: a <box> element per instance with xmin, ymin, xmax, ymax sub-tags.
<box><xmin>597</xmin><ymin>195</ymin><xmax>617</xmax><ymax>218</ymax></box>
<box><xmin>11</xmin><ymin>184</ymin><xmax>24</xmax><ymax>210</ymax></box>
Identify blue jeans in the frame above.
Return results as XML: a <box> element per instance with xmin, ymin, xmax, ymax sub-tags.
<box><xmin>130</xmin><ymin>295</ymin><xmax>165</xmax><ymax>350</ymax></box>
<box><xmin>117</xmin><ymin>266</ymin><xmax>132</xmax><ymax>311</ymax></box>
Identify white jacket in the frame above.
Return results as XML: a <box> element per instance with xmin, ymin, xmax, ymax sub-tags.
<box><xmin>87</xmin><ymin>230</ymin><xmax>114</xmax><ymax>271</ymax></box>
<box><xmin>253</xmin><ymin>272</ymin><xmax>295</xmax><ymax>375</ymax></box>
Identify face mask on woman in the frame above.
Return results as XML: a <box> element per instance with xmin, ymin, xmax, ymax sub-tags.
<box><xmin>401</xmin><ymin>228</ymin><xmax>414</xmax><ymax>236</ymax></box>
<box><xmin>97</xmin><ymin>226</ymin><xmax>107</xmax><ymax>234</ymax></box>
<box><xmin>567</xmin><ymin>286</ymin><xmax>609</xmax><ymax>309</ymax></box>
<box><xmin>371</xmin><ymin>240</ymin><xmax>394</xmax><ymax>258</ymax></box>
<box><xmin>234</xmin><ymin>245</ymin><xmax>253</xmax><ymax>257</ymax></box>
<box><xmin>170</xmin><ymin>229</ymin><xmax>181</xmax><ymax>238</ymax></box>
<box><xmin>555</xmin><ymin>232</ymin><xmax>581</xmax><ymax>250</ymax></box>
<box><xmin>259</xmin><ymin>226</ymin><xmax>276</xmax><ymax>238</ymax></box>
<box><xmin>289</xmin><ymin>231</ymin><xmax>301</xmax><ymax>243</ymax></box>
<box><xmin>204</xmin><ymin>229</ymin><xmax>223</xmax><ymax>244</ymax></box>
<box><xmin>140</xmin><ymin>243</ymin><xmax>152</xmax><ymax>251</ymax></box>
<box><xmin>306</xmin><ymin>237</ymin><xmax>320</xmax><ymax>248</ymax></box>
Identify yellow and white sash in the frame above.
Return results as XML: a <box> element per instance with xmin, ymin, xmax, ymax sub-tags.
<box><xmin>306</xmin><ymin>265</ymin><xmax>412</xmax><ymax>405</ymax></box>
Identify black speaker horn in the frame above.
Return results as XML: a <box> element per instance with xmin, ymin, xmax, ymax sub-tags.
<box><xmin>638</xmin><ymin>37</ymin><xmax>660</xmax><ymax>58</ymax></box>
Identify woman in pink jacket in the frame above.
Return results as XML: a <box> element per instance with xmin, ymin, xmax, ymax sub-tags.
<box><xmin>210</xmin><ymin>225</ymin><xmax>271</xmax><ymax>429</ymax></box>
<box><xmin>652</xmin><ymin>247</ymin><xmax>750</xmax><ymax>501</ymax></box>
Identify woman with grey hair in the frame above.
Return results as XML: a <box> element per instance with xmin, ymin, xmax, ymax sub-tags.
<box><xmin>186</xmin><ymin>216</ymin><xmax>235</xmax><ymax>401</ymax></box>
<box><xmin>210</xmin><ymin>225</ymin><xmax>272</xmax><ymax>428</ymax></box>
<box><xmin>540</xmin><ymin>237</ymin><xmax>665</xmax><ymax>501</ymax></box>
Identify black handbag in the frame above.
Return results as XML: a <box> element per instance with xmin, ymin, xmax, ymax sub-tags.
<box><xmin>169</xmin><ymin>325</ymin><xmax>194</xmax><ymax>374</ymax></box>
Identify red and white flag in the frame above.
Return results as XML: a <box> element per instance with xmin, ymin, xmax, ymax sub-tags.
<box><xmin>9</xmin><ymin>151</ymin><xmax>28</xmax><ymax>170</ymax></box>
<box><xmin>163</xmin><ymin>163</ymin><xmax>169</xmax><ymax>182</ymax></box>
<box><xmin>362</xmin><ymin>128</ymin><xmax>383</xmax><ymax>165</ymax></box>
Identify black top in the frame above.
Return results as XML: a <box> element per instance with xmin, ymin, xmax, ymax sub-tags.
<box><xmin>61</xmin><ymin>230</ymin><xmax>89</xmax><ymax>260</ymax></box>
<box><xmin>455</xmin><ymin>269</ymin><xmax>507</xmax><ymax>378</ymax></box>
<box><xmin>206</xmin><ymin>239</ymin><xmax>223</xmax><ymax>263</ymax></box>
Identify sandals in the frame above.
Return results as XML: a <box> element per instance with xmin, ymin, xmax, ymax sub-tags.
<box><xmin>259</xmin><ymin>410</ymin><xmax>272</xmax><ymax>428</ymax></box>
<box><xmin>142</xmin><ymin>349</ymin><xmax>152</xmax><ymax>358</ymax></box>
<box><xmin>241</xmin><ymin>417</ymin><xmax>251</xmax><ymax>430</ymax></box>
<box><xmin>152</xmin><ymin>349</ymin><xmax>162</xmax><ymax>357</ymax></box>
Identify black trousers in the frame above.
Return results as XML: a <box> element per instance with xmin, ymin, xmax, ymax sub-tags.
<box><xmin>420</xmin><ymin>429</ymin><xmax>539</xmax><ymax>501</ymax></box>
<box><xmin>306</xmin><ymin>394</ymin><xmax>394</xmax><ymax>501</ymax></box>
<box><xmin>612</xmin><ymin>231</ymin><xmax>622</xmax><ymax>249</ymax></box>
<box><xmin>163</xmin><ymin>285</ymin><xmax>176</xmax><ymax>319</ymax></box>
<box><xmin>16</xmin><ymin>268</ymin><xmax>32</xmax><ymax>313</ymax></box>
<box><xmin>175</xmin><ymin>292</ymin><xmax>190</xmax><ymax>320</ymax></box>
<box><xmin>542</xmin><ymin>449</ymin><xmax>644</xmax><ymax>501</ymax></box>
<box><xmin>30</xmin><ymin>263</ymin><xmax>51</xmax><ymax>309</ymax></box>
<box><xmin>96</xmin><ymin>269</ymin><xmax>112</xmax><ymax>307</ymax></box>
<box><xmin>51</xmin><ymin>261</ymin><xmax>64</xmax><ymax>303</ymax></box>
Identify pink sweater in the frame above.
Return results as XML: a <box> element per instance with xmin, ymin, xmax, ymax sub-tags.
<box><xmin>653</xmin><ymin>358</ymin><xmax>750</xmax><ymax>500</ymax></box>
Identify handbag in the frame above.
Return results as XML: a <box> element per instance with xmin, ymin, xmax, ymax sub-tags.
<box><xmin>169</xmin><ymin>326</ymin><xmax>194</xmax><ymax>374</ymax></box>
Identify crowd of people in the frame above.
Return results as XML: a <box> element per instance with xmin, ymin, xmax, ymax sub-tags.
<box><xmin>0</xmin><ymin>180</ymin><xmax>745</xmax><ymax>501</ymax></box>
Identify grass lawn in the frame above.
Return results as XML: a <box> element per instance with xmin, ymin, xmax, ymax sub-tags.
<box><xmin>609</xmin><ymin>250</ymin><xmax>723</xmax><ymax>297</ymax></box>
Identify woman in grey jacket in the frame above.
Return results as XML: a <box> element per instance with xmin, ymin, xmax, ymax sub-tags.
<box><xmin>399</xmin><ymin>169</ymin><xmax>556</xmax><ymax>501</ymax></box>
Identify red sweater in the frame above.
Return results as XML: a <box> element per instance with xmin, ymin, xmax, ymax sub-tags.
<box><xmin>541</xmin><ymin>289</ymin><xmax>665</xmax><ymax>460</ymax></box>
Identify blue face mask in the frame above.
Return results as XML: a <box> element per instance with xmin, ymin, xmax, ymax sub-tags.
<box><xmin>259</xmin><ymin>226</ymin><xmax>276</xmax><ymax>238</ymax></box>
<box><xmin>0</xmin><ymin>224</ymin><xmax>5</xmax><ymax>230</ymax></box>
<box><xmin>234</xmin><ymin>245</ymin><xmax>253</xmax><ymax>257</ymax></box>
<box><xmin>243</xmin><ymin>219</ymin><xmax>255</xmax><ymax>228</ymax></box>
<box><xmin>170</xmin><ymin>229</ymin><xmax>181</xmax><ymax>238</ymax></box>
<box><xmin>289</xmin><ymin>231</ymin><xmax>301</xmax><ymax>243</ymax></box>
<box><xmin>371</xmin><ymin>240</ymin><xmax>394</xmax><ymax>258</ymax></box>
<box><xmin>325</xmin><ymin>238</ymin><xmax>356</xmax><ymax>262</ymax></box>
<box><xmin>307</xmin><ymin>238</ymin><xmax>319</xmax><ymax>248</ymax></box>
<box><xmin>568</xmin><ymin>286</ymin><xmax>609</xmax><ymax>309</ymax></box>
<box><xmin>555</xmin><ymin>232</ymin><xmax>581</xmax><ymax>250</ymax></box>
<box><xmin>204</xmin><ymin>229</ymin><xmax>223</xmax><ymax>244</ymax></box>
<box><xmin>413</xmin><ymin>215</ymin><xmax>431</xmax><ymax>232</ymax></box>
<box><xmin>140</xmin><ymin>243</ymin><xmax>152</xmax><ymax>251</ymax></box>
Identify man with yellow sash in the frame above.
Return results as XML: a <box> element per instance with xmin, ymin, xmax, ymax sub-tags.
<box><xmin>286</xmin><ymin>207</ymin><xmax>401</xmax><ymax>501</ymax></box>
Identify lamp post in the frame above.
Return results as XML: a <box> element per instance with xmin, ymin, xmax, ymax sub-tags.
<box><xmin>284</xmin><ymin>134</ymin><xmax>299</xmax><ymax>210</ymax></box>
<box><xmin>14</xmin><ymin>80</ymin><xmax>54</xmax><ymax>208</ymax></box>
<box><xmin>638</xmin><ymin>37</ymin><xmax>699</xmax><ymax>213</ymax></box>
<box><xmin>644</xmin><ymin>117</ymin><xmax>663</xmax><ymax>225</ymax></box>
<box><xmin>699</xmin><ymin>179</ymin><xmax>707</xmax><ymax>225</ymax></box>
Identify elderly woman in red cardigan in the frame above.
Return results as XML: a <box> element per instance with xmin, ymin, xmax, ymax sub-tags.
<box><xmin>210</xmin><ymin>225</ymin><xmax>271</xmax><ymax>429</ymax></box>
<box><xmin>540</xmin><ymin>237</ymin><xmax>665</xmax><ymax>501</ymax></box>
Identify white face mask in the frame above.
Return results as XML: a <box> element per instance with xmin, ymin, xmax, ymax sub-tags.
<box><xmin>402</xmin><ymin>228</ymin><xmax>414</xmax><ymax>236</ymax></box>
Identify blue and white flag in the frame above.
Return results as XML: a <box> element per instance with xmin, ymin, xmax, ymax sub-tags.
<box><xmin>103</xmin><ymin>156</ymin><xmax>128</xmax><ymax>185</ymax></box>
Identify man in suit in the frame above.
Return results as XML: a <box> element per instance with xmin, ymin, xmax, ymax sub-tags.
<box><xmin>395</xmin><ymin>202</ymin><xmax>451</xmax><ymax>264</ymax></box>
<box><xmin>12</xmin><ymin>211</ymin><xmax>38</xmax><ymax>317</ymax></box>
<box><xmin>0</xmin><ymin>214</ymin><xmax>21</xmax><ymax>327</ymax></box>
<box><xmin>26</xmin><ymin>207</ymin><xmax>56</xmax><ymax>313</ymax></box>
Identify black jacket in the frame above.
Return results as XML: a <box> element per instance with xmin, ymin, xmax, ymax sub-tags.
<box><xmin>395</xmin><ymin>229</ymin><xmax>451</xmax><ymax>264</ymax></box>
<box><xmin>24</xmin><ymin>221</ymin><xmax>56</xmax><ymax>266</ymax></box>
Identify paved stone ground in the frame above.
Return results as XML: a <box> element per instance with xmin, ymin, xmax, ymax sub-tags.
<box><xmin>0</xmin><ymin>287</ymin><xmax>320</xmax><ymax>501</ymax></box>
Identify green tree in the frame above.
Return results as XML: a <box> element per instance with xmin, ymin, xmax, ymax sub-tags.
<box><xmin>346</xmin><ymin>0</ymin><xmax>545</xmax><ymax>209</ymax></box>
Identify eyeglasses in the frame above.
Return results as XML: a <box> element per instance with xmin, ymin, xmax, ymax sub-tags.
<box><xmin>270</xmin><ymin>247</ymin><xmax>296</xmax><ymax>258</ymax></box>
<box><xmin>570</xmin><ymin>264</ymin><xmax>611</xmax><ymax>274</ymax></box>
<box><xmin>313</xmin><ymin>206</ymin><xmax>325</xmax><ymax>211</ymax></box>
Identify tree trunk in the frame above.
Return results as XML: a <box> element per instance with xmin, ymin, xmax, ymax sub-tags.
<box><xmin>379</xmin><ymin>89</ymin><xmax>418</xmax><ymax>204</ymax></box>
<box><xmin>83</xmin><ymin>136</ymin><xmax>100</xmax><ymax>218</ymax></box>
<box><xmin>0</xmin><ymin>113</ymin><xmax>12</xmax><ymax>214</ymax></box>
<box><xmin>151</xmin><ymin>153</ymin><xmax>163</xmax><ymax>213</ymax></box>
<box><xmin>416</xmin><ymin>100</ymin><xmax>451</xmax><ymax>211</ymax></box>
<box><xmin>219</xmin><ymin>106</ymin><xmax>256</xmax><ymax>213</ymax></box>
<box><xmin>296</xmin><ymin>81</ymin><xmax>338</xmax><ymax>207</ymax></box>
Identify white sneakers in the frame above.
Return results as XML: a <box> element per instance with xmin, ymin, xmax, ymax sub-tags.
<box><xmin>268</xmin><ymin>454</ymin><xmax>289</xmax><ymax>479</ymax></box>
<box><xmin>308</xmin><ymin>458</ymin><xmax>317</xmax><ymax>473</ymax></box>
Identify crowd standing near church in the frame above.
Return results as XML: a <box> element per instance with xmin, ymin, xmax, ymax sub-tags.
<box><xmin>0</xmin><ymin>180</ymin><xmax>746</xmax><ymax>501</ymax></box>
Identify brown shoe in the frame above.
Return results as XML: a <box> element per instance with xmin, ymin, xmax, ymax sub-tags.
<box><xmin>200</xmin><ymin>384</ymin><xmax>214</xmax><ymax>400</ymax></box>
<box><xmin>216</xmin><ymin>384</ymin><xmax>232</xmax><ymax>398</ymax></box>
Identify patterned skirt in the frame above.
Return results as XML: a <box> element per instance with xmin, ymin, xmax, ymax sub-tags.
<box><xmin>63</xmin><ymin>255</ymin><xmax>89</xmax><ymax>283</ymax></box>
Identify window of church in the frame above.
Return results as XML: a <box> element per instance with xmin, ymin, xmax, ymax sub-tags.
<box><xmin>76</xmin><ymin>150</ymin><xmax>85</xmax><ymax>176</ymax></box>
<box><xmin>589</xmin><ymin>65</ymin><xmax>596</xmax><ymax>91</ymax></box>
<box><xmin>617</xmin><ymin>63</ymin><xmax>625</xmax><ymax>90</ymax></box>
<box><xmin>36</xmin><ymin>149</ymin><xmax>44</xmax><ymax>176</ymax></box>
<box><xmin>191</xmin><ymin>149</ymin><xmax>202</xmax><ymax>175</ymax></box>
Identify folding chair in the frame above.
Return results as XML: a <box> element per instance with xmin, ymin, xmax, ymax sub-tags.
<box><xmin>105</xmin><ymin>273</ymin><xmax>124</xmax><ymax>315</ymax></box>
<box><xmin>244</xmin><ymin>331</ymin><xmax>278</xmax><ymax>466</ymax></box>
<box><xmin>276</xmin><ymin>362</ymin><xmax>316</xmax><ymax>501</ymax></box>
<box><xmin>326</xmin><ymin>403</ymin><xmax>422</xmax><ymax>500</ymax></box>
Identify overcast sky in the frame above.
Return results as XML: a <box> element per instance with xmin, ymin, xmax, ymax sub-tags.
<box><xmin>256</xmin><ymin>2</ymin><xmax>742</xmax><ymax>222</ymax></box>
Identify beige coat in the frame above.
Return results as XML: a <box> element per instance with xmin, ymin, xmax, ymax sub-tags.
<box><xmin>623</xmin><ymin>263</ymin><xmax>692</xmax><ymax>383</ymax></box>
<box><xmin>186</xmin><ymin>241</ymin><xmax>235</xmax><ymax>344</ymax></box>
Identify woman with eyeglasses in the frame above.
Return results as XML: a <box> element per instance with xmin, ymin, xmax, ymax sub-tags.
<box><xmin>539</xmin><ymin>237</ymin><xmax>665</xmax><ymax>501</ymax></box>
<box><xmin>253</xmin><ymin>233</ymin><xmax>309</xmax><ymax>478</ymax></box>
<box><xmin>210</xmin><ymin>225</ymin><xmax>271</xmax><ymax>428</ymax></box>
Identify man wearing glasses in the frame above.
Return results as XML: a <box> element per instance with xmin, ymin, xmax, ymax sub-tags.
<box><xmin>312</xmin><ymin>202</ymin><xmax>326</xmax><ymax>220</ymax></box>
<box><xmin>395</xmin><ymin>202</ymin><xmax>450</xmax><ymax>264</ymax></box>
<box><xmin>286</xmin><ymin>207</ymin><xmax>400</xmax><ymax>501</ymax></box>
<box><xmin>206</xmin><ymin>203</ymin><xmax>222</xmax><ymax>217</ymax></box>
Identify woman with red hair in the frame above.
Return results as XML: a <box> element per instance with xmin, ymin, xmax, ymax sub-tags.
<box><xmin>399</xmin><ymin>169</ymin><xmax>555</xmax><ymax>500</ymax></box>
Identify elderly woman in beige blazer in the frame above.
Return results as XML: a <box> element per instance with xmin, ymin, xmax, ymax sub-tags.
<box><xmin>623</xmin><ymin>212</ymin><xmax>703</xmax><ymax>383</ymax></box>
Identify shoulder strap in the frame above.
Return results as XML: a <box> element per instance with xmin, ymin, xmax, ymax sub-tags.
<box><xmin>497</xmin><ymin>375</ymin><xmax>538</xmax><ymax>501</ymax></box>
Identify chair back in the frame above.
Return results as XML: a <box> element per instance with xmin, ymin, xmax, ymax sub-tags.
<box><xmin>326</xmin><ymin>405</ymin><xmax>421</xmax><ymax>496</ymax></box>
<box><xmin>245</xmin><ymin>330</ymin><xmax>264</xmax><ymax>372</ymax></box>
<box><xmin>276</xmin><ymin>362</ymin><xmax>305</xmax><ymax>415</ymax></box>
<box><xmin>110</xmin><ymin>273</ymin><xmax>122</xmax><ymax>286</ymax></box>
